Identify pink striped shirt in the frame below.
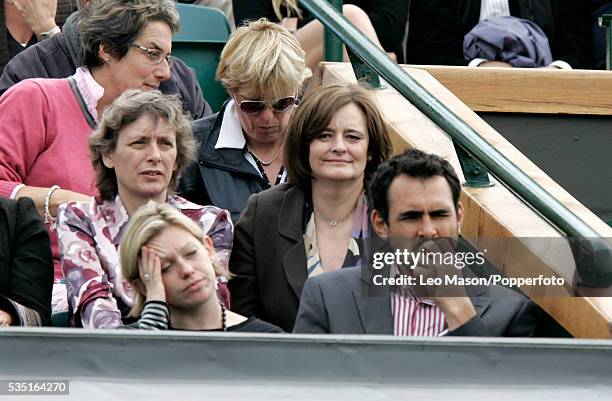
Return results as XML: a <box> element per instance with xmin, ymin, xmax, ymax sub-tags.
<box><xmin>391</xmin><ymin>286</ymin><xmax>448</xmax><ymax>337</ymax></box>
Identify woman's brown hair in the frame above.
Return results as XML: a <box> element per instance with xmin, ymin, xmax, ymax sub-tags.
<box><xmin>283</xmin><ymin>82</ymin><xmax>392</xmax><ymax>191</ymax></box>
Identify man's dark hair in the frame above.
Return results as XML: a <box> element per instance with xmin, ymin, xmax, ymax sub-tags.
<box><xmin>370</xmin><ymin>148</ymin><xmax>461</xmax><ymax>222</ymax></box>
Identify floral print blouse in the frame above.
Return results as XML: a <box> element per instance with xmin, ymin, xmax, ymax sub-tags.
<box><xmin>57</xmin><ymin>194</ymin><xmax>233</xmax><ymax>329</ymax></box>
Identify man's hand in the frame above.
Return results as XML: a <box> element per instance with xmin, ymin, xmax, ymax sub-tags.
<box><xmin>411</xmin><ymin>239</ymin><xmax>477</xmax><ymax>331</ymax></box>
<box><xmin>6</xmin><ymin>0</ymin><xmax>58</xmax><ymax>39</ymax></box>
<box><xmin>410</xmin><ymin>238</ymin><xmax>466</xmax><ymax>298</ymax></box>
<box><xmin>0</xmin><ymin>309</ymin><xmax>13</xmax><ymax>327</ymax></box>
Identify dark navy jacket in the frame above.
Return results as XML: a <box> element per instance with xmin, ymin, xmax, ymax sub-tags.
<box><xmin>178</xmin><ymin>102</ymin><xmax>268</xmax><ymax>223</ymax></box>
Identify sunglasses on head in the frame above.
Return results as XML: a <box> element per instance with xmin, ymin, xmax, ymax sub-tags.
<box><xmin>235</xmin><ymin>96</ymin><xmax>298</xmax><ymax>115</ymax></box>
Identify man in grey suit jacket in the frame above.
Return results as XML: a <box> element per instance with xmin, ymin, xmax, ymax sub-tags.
<box><xmin>294</xmin><ymin>149</ymin><xmax>538</xmax><ymax>336</ymax></box>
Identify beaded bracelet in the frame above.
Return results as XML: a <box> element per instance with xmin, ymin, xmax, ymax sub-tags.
<box><xmin>43</xmin><ymin>185</ymin><xmax>60</xmax><ymax>230</ymax></box>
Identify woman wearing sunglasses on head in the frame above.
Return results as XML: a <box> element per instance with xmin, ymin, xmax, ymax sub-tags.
<box><xmin>0</xmin><ymin>0</ymin><xmax>179</xmax><ymax>314</ymax></box>
<box><xmin>178</xmin><ymin>19</ymin><xmax>311</xmax><ymax>223</ymax></box>
<box><xmin>229</xmin><ymin>83</ymin><xmax>392</xmax><ymax>332</ymax></box>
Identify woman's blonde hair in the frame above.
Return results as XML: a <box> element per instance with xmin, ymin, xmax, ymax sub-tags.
<box><xmin>89</xmin><ymin>89</ymin><xmax>196</xmax><ymax>201</ymax></box>
<box><xmin>271</xmin><ymin>0</ymin><xmax>301</xmax><ymax>20</ymax></box>
<box><xmin>120</xmin><ymin>202</ymin><xmax>220</xmax><ymax>318</ymax></box>
<box><xmin>216</xmin><ymin>18</ymin><xmax>311</xmax><ymax>99</ymax></box>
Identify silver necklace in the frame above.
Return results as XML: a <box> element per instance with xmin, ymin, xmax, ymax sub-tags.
<box><xmin>313</xmin><ymin>196</ymin><xmax>360</xmax><ymax>227</ymax></box>
<box><xmin>248</xmin><ymin>145</ymin><xmax>283</xmax><ymax>166</ymax></box>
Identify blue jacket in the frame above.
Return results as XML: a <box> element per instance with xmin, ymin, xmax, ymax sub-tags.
<box><xmin>178</xmin><ymin>101</ymin><xmax>268</xmax><ymax>223</ymax></box>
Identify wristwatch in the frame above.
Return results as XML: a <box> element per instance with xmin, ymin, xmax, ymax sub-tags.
<box><xmin>40</xmin><ymin>26</ymin><xmax>61</xmax><ymax>40</ymax></box>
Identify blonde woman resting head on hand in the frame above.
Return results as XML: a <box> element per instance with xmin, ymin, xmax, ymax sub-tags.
<box><xmin>121</xmin><ymin>201</ymin><xmax>283</xmax><ymax>333</ymax></box>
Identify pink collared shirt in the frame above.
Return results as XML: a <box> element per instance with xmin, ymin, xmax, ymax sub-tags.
<box><xmin>389</xmin><ymin>264</ymin><xmax>447</xmax><ymax>336</ymax></box>
<box><xmin>73</xmin><ymin>66</ymin><xmax>104</xmax><ymax>122</ymax></box>
<box><xmin>391</xmin><ymin>287</ymin><xmax>447</xmax><ymax>336</ymax></box>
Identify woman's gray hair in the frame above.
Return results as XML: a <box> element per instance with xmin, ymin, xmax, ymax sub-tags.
<box><xmin>89</xmin><ymin>89</ymin><xmax>196</xmax><ymax>201</ymax></box>
<box><xmin>79</xmin><ymin>0</ymin><xmax>179</xmax><ymax>69</ymax></box>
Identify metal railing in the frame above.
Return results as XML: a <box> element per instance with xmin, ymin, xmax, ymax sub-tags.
<box><xmin>599</xmin><ymin>15</ymin><xmax>612</xmax><ymax>69</ymax></box>
<box><xmin>299</xmin><ymin>0</ymin><xmax>611</xmax><ymax>283</ymax></box>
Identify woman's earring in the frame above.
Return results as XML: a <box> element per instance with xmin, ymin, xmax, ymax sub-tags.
<box><xmin>367</xmin><ymin>154</ymin><xmax>373</xmax><ymax>161</ymax></box>
<box><xmin>102</xmin><ymin>156</ymin><xmax>113</xmax><ymax>169</ymax></box>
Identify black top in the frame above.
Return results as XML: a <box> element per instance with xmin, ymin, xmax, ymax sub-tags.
<box><xmin>0</xmin><ymin>197</ymin><xmax>53</xmax><ymax>326</ymax></box>
<box><xmin>232</xmin><ymin>0</ymin><xmax>409</xmax><ymax>55</ymax></box>
<box><xmin>173</xmin><ymin>317</ymin><xmax>284</xmax><ymax>333</ymax></box>
<box><xmin>132</xmin><ymin>301</ymin><xmax>284</xmax><ymax>333</ymax></box>
<box><xmin>6</xmin><ymin>31</ymin><xmax>36</xmax><ymax>60</ymax></box>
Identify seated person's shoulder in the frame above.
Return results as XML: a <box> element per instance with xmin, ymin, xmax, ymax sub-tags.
<box><xmin>57</xmin><ymin>197</ymin><xmax>98</xmax><ymax>227</ymax></box>
<box><xmin>2</xmin><ymin>77</ymin><xmax>69</xmax><ymax>102</ymax></box>
<box><xmin>234</xmin><ymin>316</ymin><xmax>285</xmax><ymax>333</ymax></box>
<box><xmin>167</xmin><ymin>56</ymin><xmax>196</xmax><ymax>81</ymax></box>
<box><xmin>265</xmin><ymin>182</ymin><xmax>296</xmax><ymax>196</ymax></box>
<box><xmin>192</xmin><ymin>112</ymin><xmax>219</xmax><ymax>138</ymax></box>
<box><xmin>483</xmin><ymin>285</ymin><xmax>539</xmax><ymax>336</ymax></box>
<box><xmin>247</xmin><ymin>183</ymin><xmax>300</xmax><ymax>208</ymax></box>
<box><xmin>3</xmin><ymin>35</ymin><xmax>65</xmax><ymax>71</ymax></box>
<box><xmin>0</xmin><ymin>197</ymin><xmax>35</xmax><ymax>217</ymax></box>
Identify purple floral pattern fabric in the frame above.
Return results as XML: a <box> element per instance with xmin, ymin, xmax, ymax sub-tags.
<box><xmin>57</xmin><ymin>194</ymin><xmax>233</xmax><ymax>328</ymax></box>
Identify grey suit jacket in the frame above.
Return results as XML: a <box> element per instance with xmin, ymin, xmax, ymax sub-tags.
<box><xmin>293</xmin><ymin>266</ymin><xmax>539</xmax><ymax>336</ymax></box>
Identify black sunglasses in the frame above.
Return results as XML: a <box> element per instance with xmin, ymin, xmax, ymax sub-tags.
<box><xmin>235</xmin><ymin>96</ymin><xmax>298</xmax><ymax>115</ymax></box>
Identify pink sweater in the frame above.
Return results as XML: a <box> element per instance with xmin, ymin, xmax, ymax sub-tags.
<box><xmin>0</xmin><ymin>78</ymin><xmax>97</xmax><ymax>280</ymax></box>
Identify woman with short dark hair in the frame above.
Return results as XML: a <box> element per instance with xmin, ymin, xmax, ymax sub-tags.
<box><xmin>229</xmin><ymin>82</ymin><xmax>392</xmax><ymax>331</ymax></box>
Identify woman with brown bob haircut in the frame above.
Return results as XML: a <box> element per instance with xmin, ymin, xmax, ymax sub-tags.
<box><xmin>229</xmin><ymin>82</ymin><xmax>392</xmax><ymax>331</ymax></box>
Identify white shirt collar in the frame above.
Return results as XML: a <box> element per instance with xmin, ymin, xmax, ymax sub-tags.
<box><xmin>215</xmin><ymin>99</ymin><xmax>246</xmax><ymax>150</ymax></box>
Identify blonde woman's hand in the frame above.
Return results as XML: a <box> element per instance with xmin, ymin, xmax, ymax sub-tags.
<box><xmin>139</xmin><ymin>246</ymin><xmax>166</xmax><ymax>302</ymax></box>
